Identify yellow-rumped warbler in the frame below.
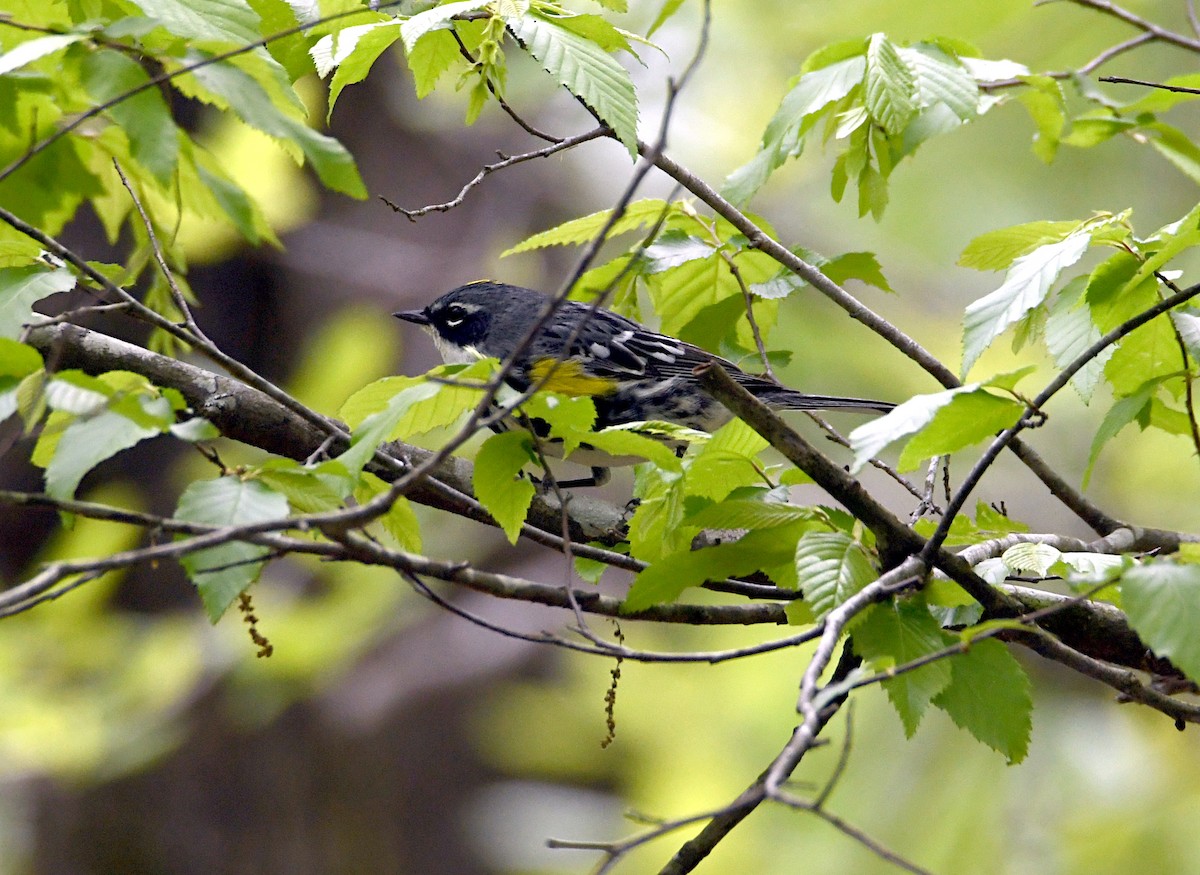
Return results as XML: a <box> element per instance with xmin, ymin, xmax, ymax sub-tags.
<box><xmin>395</xmin><ymin>281</ymin><xmax>893</xmax><ymax>483</ymax></box>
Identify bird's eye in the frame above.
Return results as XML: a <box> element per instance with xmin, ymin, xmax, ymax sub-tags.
<box><xmin>444</xmin><ymin>305</ymin><xmax>468</xmax><ymax>327</ymax></box>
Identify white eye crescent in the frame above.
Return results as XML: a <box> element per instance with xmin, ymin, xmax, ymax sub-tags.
<box><xmin>445</xmin><ymin>317</ymin><xmax>464</xmax><ymax>327</ymax></box>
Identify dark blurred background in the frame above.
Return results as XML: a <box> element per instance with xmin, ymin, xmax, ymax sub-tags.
<box><xmin>4</xmin><ymin>2</ymin><xmax>1200</xmax><ymax>873</ymax></box>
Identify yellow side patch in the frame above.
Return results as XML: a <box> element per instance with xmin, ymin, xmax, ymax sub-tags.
<box><xmin>529</xmin><ymin>357</ymin><xmax>618</xmax><ymax>397</ymax></box>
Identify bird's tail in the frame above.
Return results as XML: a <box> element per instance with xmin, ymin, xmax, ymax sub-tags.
<box><xmin>747</xmin><ymin>382</ymin><xmax>895</xmax><ymax>414</ymax></box>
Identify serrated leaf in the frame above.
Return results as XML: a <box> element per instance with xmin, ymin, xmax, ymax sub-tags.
<box><xmin>582</xmin><ymin>424</ymin><xmax>684</xmax><ymax>471</ymax></box>
<box><xmin>44</xmin><ymin>407</ymin><xmax>161</xmax><ymax>500</ymax></box>
<box><xmin>1000</xmin><ymin>542</ymin><xmax>1061</xmax><ymax>576</ymax></box>
<box><xmin>176</xmin><ymin>476</ymin><xmax>291</xmax><ymax>621</ymax></box>
<box><xmin>356</xmin><ymin>470</ymin><xmax>422</xmax><ymax>552</ymax></box>
<box><xmin>406</xmin><ymin>27</ymin><xmax>461</xmax><ymax>98</ymax></box>
<box><xmin>822</xmin><ymin>251</ymin><xmax>893</xmax><ymax>292</ymax></box>
<box><xmin>188</xmin><ymin>57</ymin><xmax>366</xmax><ymax>198</ymax></box>
<box><xmin>400</xmin><ymin>0</ymin><xmax>491</xmax><ymax>51</ymax></box>
<box><xmin>958</xmin><ymin>220</ymin><xmax>1082</xmax><ymax>271</ymax></box>
<box><xmin>624</xmin><ymin>523</ymin><xmax>805</xmax><ymax>611</ymax></box>
<box><xmin>899</xmin><ymin>44</ymin><xmax>978</xmax><ymax>121</ymax></box>
<box><xmin>1084</xmin><ymin>384</ymin><xmax>1158</xmax><ymax>488</ymax></box>
<box><xmin>643</xmin><ymin>232</ymin><xmax>716</xmax><ymax>274</ymax></box>
<box><xmin>0</xmin><ymin>266</ymin><xmax>76</xmax><ymax>339</ymax></box>
<box><xmin>84</xmin><ymin>49</ymin><xmax>183</xmax><ymax>184</ymax></box>
<box><xmin>311</xmin><ymin>21</ymin><xmax>401</xmax><ymax>116</ymax></box>
<box><xmin>932</xmin><ymin>639</ymin><xmax>1031</xmax><ymax>763</ymax></box>
<box><xmin>864</xmin><ymin>34</ymin><xmax>916</xmax><ymax>135</ymax></box>
<box><xmin>258</xmin><ymin>464</ymin><xmax>348</xmax><ymax>513</ymax></box>
<box><xmin>473</xmin><ymin>430</ymin><xmax>536</xmax><ymax>543</ymax></box>
<box><xmin>854</xmin><ymin>599</ymin><xmax>952</xmax><ymax>737</ymax></box>
<box><xmin>688</xmin><ymin>499</ymin><xmax>819</xmax><ymax>530</ymax></box>
<box><xmin>0</xmin><ymin>33</ymin><xmax>88</xmax><ymax>76</ymax></box>
<box><xmin>962</xmin><ymin>233</ymin><xmax>1090</xmax><ymax>375</ymax></box>
<box><xmin>646</xmin><ymin>0</ymin><xmax>684</xmax><ymax>38</ymax></box>
<box><xmin>794</xmin><ymin>531</ymin><xmax>876</xmax><ymax>616</ymax></box>
<box><xmin>894</xmin><ymin>390</ymin><xmax>1024</xmax><ymax>471</ymax></box>
<box><xmin>1046</xmin><ymin>279</ymin><xmax>1110</xmax><ymax>402</ymax></box>
<box><xmin>502</xmin><ymin>199</ymin><xmax>677</xmax><ymax>256</ymax></box>
<box><xmin>723</xmin><ymin>55</ymin><xmax>866</xmax><ymax>205</ymax></box>
<box><xmin>1122</xmin><ymin>562</ymin><xmax>1200</xmax><ymax>682</ymax></box>
<box><xmin>337</xmin><ymin>380</ymin><xmax>442</xmax><ymax>476</ymax></box>
<box><xmin>1171</xmin><ymin>307</ymin><xmax>1200</xmax><ymax>363</ymax></box>
<box><xmin>507</xmin><ymin>13</ymin><xmax>639</xmax><ymax>155</ymax></box>
<box><xmin>128</xmin><ymin>0</ymin><xmax>262</xmax><ymax>44</ymax></box>
<box><xmin>850</xmin><ymin>381</ymin><xmax>1020</xmax><ymax>473</ymax></box>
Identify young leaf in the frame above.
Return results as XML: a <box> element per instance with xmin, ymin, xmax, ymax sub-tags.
<box><xmin>176</xmin><ymin>476</ymin><xmax>291</xmax><ymax>622</ymax></box>
<box><xmin>849</xmin><ymin>379</ymin><xmax>1021</xmax><ymax>473</ymax></box>
<box><xmin>854</xmin><ymin>599</ymin><xmax>952</xmax><ymax>737</ymax></box>
<box><xmin>44</xmin><ymin>396</ymin><xmax>171</xmax><ymax>500</ymax></box>
<box><xmin>186</xmin><ymin>57</ymin><xmax>367</xmax><ymax>198</ymax></box>
<box><xmin>894</xmin><ymin>390</ymin><xmax>1024</xmax><ymax>471</ymax></box>
<box><xmin>724</xmin><ymin>54</ymin><xmax>867</xmax><ymax>205</ymax></box>
<box><xmin>794</xmin><ymin>531</ymin><xmax>876</xmax><ymax>617</ymax></box>
<box><xmin>1122</xmin><ymin>562</ymin><xmax>1200</xmax><ymax>683</ymax></box>
<box><xmin>961</xmin><ymin>233</ymin><xmax>1090</xmax><ymax>375</ymax></box>
<box><xmin>864</xmin><ymin>33</ymin><xmax>916</xmax><ymax>135</ymax></box>
<box><xmin>400</xmin><ymin>0</ymin><xmax>491</xmax><ymax>51</ymax></box>
<box><xmin>688</xmin><ymin>499</ymin><xmax>819</xmax><ymax>531</ymax></box>
<box><xmin>407</xmin><ymin>28</ymin><xmax>462</xmax><ymax>98</ymax></box>
<box><xmin>473</xmin><ymin>430</ymin><xmax>536</xmax><ymax>543</ymax></box>
<box><xmin>356</xmin><ymin>471</ymin><xmax>422</xmax><ymax>552</ymax></box>
<box><xmin>501</xmin><ymin>199</ymin><xmax>677</xmax><ymax>256</ymax></box>
<box><xmin>1045</xmin><ymin>279</ymin><xmax>1110</xmax><ymax>402</ymax></box>
<box><xmin>958</xmin><ymin>220</ymin><xmax>1081</xmax><ymax>271</ymax></box>
<box><xmin>932</xmin><ymin>640</ymin><xmax>1032</xmax><ymax>764</ymax></box>
<box><xmin>0</xmin><ymin>265</ymin><xmax>76</xmax><ymax>338</ymax></box>
<box><xmin>624</xmin><ymin>523</ymin><xmax>806</xmax><ymax>611</ymax></box>
<box><xmin>127</xmin><ymin>0</ymin><xmax>262</xmax><ymax>45</ymax></box>
<box><xmin>506</xmin><ymin>13</ymin><xmax>640</xmax><ymax>155</ymax></box>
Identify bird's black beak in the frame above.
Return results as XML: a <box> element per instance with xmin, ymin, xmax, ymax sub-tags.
<box><xmin>393</xmin><ymin>309</ymin><xmax>430</xmax><ymax>326</ymax></box>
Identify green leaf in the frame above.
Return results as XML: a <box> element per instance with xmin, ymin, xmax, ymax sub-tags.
<box><xmin>406</xmin><ymin>27</ymin><xmax>461</xmax><ymax>98</ymax></box>
<box><xmin>958</xmin><ymin>220</ymin><xmax>1082</xmax><ymax>271</ymax></box>
<box><xmin>624</xmin><ymin>523</ymin><xmax>805</xmax><ymax>611</ymax></box>
<box><xmin>582</xmin><ymin>423</ymin><xmax>685</xmax><ymax>471</ymax></box>
<box><xmin>900</xmin><ymin>43</ymin><xmax>978</xmax><ymax>121</ymax></box>
<box><xmin>1018</xmin><ymin>77</ymin><xmax>1065</xmax><ymax>163</ymax></box>
<box><xmin>0</xmin><ymin>33</ymin><xmax>88</xmax><ymax>76</ymax></box>
<box><xmin>961</xmin><ymin>233</ymin><xmax>1090</xmax><ymax>375</ymax></box>
<box><xmin>643</xmin><ymin>232</ymin><xmax>716</xmax><ymax>274</ymax></box>
<box><xmin>0</xmin><ymin>265</ymin><xmax>76</xmax><ymax>339</ymax></box>
<box><xmin>864</xmin><ymin>33</ymin><xmax>916</xmax><ymax>135</ymax></box>
<box><xmin>312</xmin><ymin>21</ymin><xmax>402</xmax><ymax>118</ymax></box>
<box><xmin>723</xmin><ymin>55</ymin><xmax>866</xmax><ymax>205</ymax></box>
<box><xmin>356</xmin><ymin>471</ymin><xmax>422</xmax><ymax>552</ymax></box>
<box><xmin>44</xmin><ymin>399</ymin><xmax>168</xmax><ymax>500</ymax></box>
<box><xmin>794</xmin><ymin>531</ymin><xmax>877</xmax><ymax>617</ymax></box>
<box><xmin>1045</xmin><ymin>278</ymin><xmax>1110</xmax><ymax>402</ymax></box>
<box><xmin>187</xmin><ymin>56</ymin><xmax>367</xmax><ymax>198</ymax></box>
<box><xmin>646</xmin><ymin>0</ymin><xmax>684</xmax><ymax>38</ymax></box>
<box><xmin>473</xmin><ymin>430</ymin><xmax>536</xmax><ymax>543</ymax></box>
<box><xmin>822</xmin><ymin>251</ymin><xmax>893</xmax><ymax>292</ymax></box>
<box><xmin>400</xmin><ymin>0</ymin><xmax>491</xmax><ymax>52</ymax></box>
<box><xmin>932</xmin><ymin>639</ymin><xmax>1032</xmax><ymax>763</ymax></box>
<box><xmin>127</xmin><ymin>0</ymin><xmax>262</xmax><ymax>44</ymax></box>
<box><xmin>501</xmin><ymin>199</ymin><xmax>677</xmax><ymax>256</ymax></box>
<box><xmin>257</xmin><ymin>462</ymin><xmax>348</xmax><ymax>513</ymax></box>
<box><xmin>854</xmin><ymin>599</ymin><xmax>952</xmax><ymax>737</ymax></box>
<box><xmin>1000</xmin><ymin>542</ymin><xmax>1061</xmax><ymax>576</ymax></box>
<box><xmin>1122</xmin><ymin>562</ymin><xmax>1200</xmax><ymax>683</ymax></box>
<box><xmin>337</xmin><ymin>380</ymin><xmax>442</xmax><ymax>476</ymax></box>
<box><xmin>688</xmin><ymin>498</ymin><xmax>819</xmax><ymax>531</ymax></box>
<box><xmin>1084</xmin><ymin>384</ymin><xmax>1158</xmax><ymax>488</ymax></box>
<box><xmin>895</xmin><ymin>390</ymin><xmax>1024</xmax><ymax>471</ymax></box>
<box><xmin>850</xmin><ymin>379</ymin><xmax>1021</xmax><ymax>473</ymax></box>
<box><xmin>82</xmin><ymin>49</ymin><xmax>181</xmax><ymax>184</ymax></box>
<box><xmin>507</xmin><ymin>13</ymin><xmax>640</xmax><ymax>155</ymax></box>
<box><xmin>176</xmin><ymin>476</ymin><xmax>291</xmax><ymax>621</ymax></box>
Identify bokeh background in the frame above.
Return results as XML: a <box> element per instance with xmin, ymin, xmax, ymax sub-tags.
<box><xmin>3</xmin><ymin>1</ymin><xmax>1200</xmax><ymax>872</ymax></box>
